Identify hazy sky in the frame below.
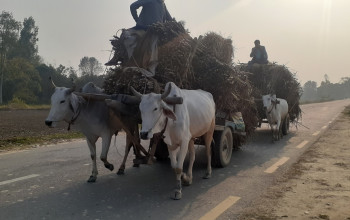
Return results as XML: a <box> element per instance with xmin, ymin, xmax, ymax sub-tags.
<box><xmin>2</xmin><ymin>0</ymin><xmax>350</xmax><ymax>85</ymax></box>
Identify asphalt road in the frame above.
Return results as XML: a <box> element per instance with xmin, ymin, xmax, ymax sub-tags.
<box><xmin>1</xmin><ymin>99</ymin><xmax>349</xmax><ymax>220</ymax></box>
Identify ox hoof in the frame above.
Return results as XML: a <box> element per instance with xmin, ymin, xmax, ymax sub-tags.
<box><xmin>203</xmin><ymin>172</ymin><xmax>211</xmax><ymax>179</ymax></box>
<box><xmin>133</xmin><ymin>163</ymin><xmax>140</xmax><ymax>168</ymax></box>
<box><xmin>117</xmin><ymin>169</ymin><xmax>125</xmax><ymax>175</ymax></box>
<box><xmin>182</xmin><ymin>179</ymin><xmax>192</xmax><ymax>186</ymax></box>
<box><xmin>181</xmin><ymin>174</ymin><xmax>192</xmax><ymax>186</ymax></box>
<box><xmin>172</xmin><ymin>190</ymin><xmax>182</xmax><ymax>200</ymax></box>
<box><xmin>87</xmin><ymin>175</ymin><xmax>97</xmax><ymax>183</ymax></box>
<box><xmin>105</xmin><ymin>164</ymin><xmax>114</xmax><ymax>171</ymax></box>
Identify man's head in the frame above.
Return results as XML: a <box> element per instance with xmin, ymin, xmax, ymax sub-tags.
<box><xmin>254</xmin><ymin>39</ymin><xmax>260</xmax><ymax>46</ymax></box>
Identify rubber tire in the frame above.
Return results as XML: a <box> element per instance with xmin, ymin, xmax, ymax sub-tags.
<box><xmin>154</xmin><ymin>138</ymin><xmax>169</xmax><ymax>161</ymax></box>
<box><xmin>212</xmin><ymin>127</ymin><xmax>233</xmax><ymax>168</ymax></box>
<box><xmin>282</xmin><ymin>114</ymin><xmax>290</xmax><ymax>135</ymax></box>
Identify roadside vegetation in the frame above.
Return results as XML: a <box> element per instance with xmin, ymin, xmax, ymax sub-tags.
<box><xmin>0</xmin><ymin>97</ymin><xmax>49</xmax><ymax>110</ymax></box>
<box><xmin>0</xmin><ymin>132</ymin><xmax>83</xmax><ymax>151</ymax></box>
<box><xmin>344</xmin><ymin>105</ymin><xmax>350</xmax><ymax>116</ymax></box>
<box><xmin>300</xmin><ymin>75</ymin><xmax>350</xmax><ymax>103</ymax></box>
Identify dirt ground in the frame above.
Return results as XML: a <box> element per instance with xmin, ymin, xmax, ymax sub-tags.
<box><xmin>239</xmin><ymin>107</ymin><xmax>350</xmax><ymax>220</ymax></box>
<box><xmin>0</xmin><ymin>109</ymin><xmax>79</xmax><ymax>144</ymax></box>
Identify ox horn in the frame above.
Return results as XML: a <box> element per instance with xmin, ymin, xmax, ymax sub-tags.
<box><xmin>163</xmin><ymin>96</ymin><xmax>183</xmax><ymax>105</ymax></box>
<box><xmin>130</xmin><ymin>86</ymin><xmax>142</xmax><ymax>99</ymax></box>
<box><xmin>49</xmin><ymin>76</ymin><xmax>57</xmax><ymax>88</ymax></box>
<box><xmin>161</xmin><ymin>83</ymin><xmax>172</xmax><ymax>100</ymax></box>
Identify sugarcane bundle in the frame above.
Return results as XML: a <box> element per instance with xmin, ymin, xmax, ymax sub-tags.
<box><xmin>239</xmin><ymin>63</ymin><xmax>302</xmax><ymax>121</ymax></box>
<box><xmin>191</xmin><ymin>46</ymin><xmax>258</xmax><ymax>133</ymax></box>
<box><xmin>103</xmin><ymin>21</ymin><xmax>259</xmax><ymax>133</ymax></box>
<box><xmin>197</xmin><ymin>32</ymin><xmax>234</xmax><ymax>65</ymax></box>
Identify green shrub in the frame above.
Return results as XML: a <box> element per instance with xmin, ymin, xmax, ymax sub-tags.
<box><xmin>7</xmin><ymin>97</ymin><xmax>29</xmax><ymax>109</ymax></box>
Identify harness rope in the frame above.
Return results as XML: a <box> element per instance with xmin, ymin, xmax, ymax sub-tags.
<box><xmin>267</xmin><ymin>99</ymin><xmax>278</xmax><ymax>115</ymax></box>
<box><xmin>67</xmin><ymin>101</ymin><xmax>81</xmax><ymax>131</ymax></box>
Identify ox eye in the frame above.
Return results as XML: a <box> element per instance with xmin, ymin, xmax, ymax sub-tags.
<box><xmin>153</xmin><ymin>107</ymin><xmax>158</xmax><ymax>111</ymax></box>
<box><xmin>60</xmin><ymin>100</ymin><xmax>65</xmax><ymax>104</ymax></box>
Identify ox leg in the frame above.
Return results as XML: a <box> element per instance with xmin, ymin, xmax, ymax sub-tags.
<box><xmin>117</xmin><ymin>136</ymin><xmax>133</xmax><ymax>175</ymax></box>
<box><xmin>100</xmin><ymin>135</ymin><xmax>114</xmax><ymax>172</ymax></box>
<box><xmin>271</xmin><ymin>124</ymin><xmax>277</xmax><ymax>142</ymax></box>
<box><xmin>203</xmin><ymin>119</ymin><xmax>215</xmax><ymax>179</ymax></box>
<box><xmin>182</xmin><ymin>139</ymin><xmax>195</xmax><ymax>186</ymax></box>
<box><xmin>168</xmin><ymin>145</ymin><xmax>187</xmax><ymax>200</ymax></box>
<box><xmin>86</xmin><ymin>137</ymin><xmax>98</xmax><ymax>183</ymax></box>
<box><xmin>276</xmin><ymin>120</ymin><xmax>281</xmax><ymax>140</ymax></box>
<box><xmin>131</xmin><ymin>124</ymin><xmax>144</xmax><ymax>167</ymax></box>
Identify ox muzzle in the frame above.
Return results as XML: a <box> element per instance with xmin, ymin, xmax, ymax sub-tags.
<box><xmin>45</xmin><ymin>120</ymin><xmax>52</xmax><ymax>127</ymax></box>
<box><xmin>140</xmin><ymin>131</ymin><xmax>149</xmax><ymax>140</ymax></box>
<box><xmin>45</xmin><ymin>120</ymin><xmax>56</xmax><ymax>127</ymax></box>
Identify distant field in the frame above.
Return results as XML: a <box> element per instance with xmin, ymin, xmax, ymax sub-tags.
<box><xmin>0</xmin><ymin>109</ymin><xmax>82</xmax><ymax>150</ymax></box>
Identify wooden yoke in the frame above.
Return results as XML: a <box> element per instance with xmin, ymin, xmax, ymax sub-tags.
<box><xmin>105</xmin><ymin>99</ymin><xmax>149</xmax><ymax>157</ymax></box>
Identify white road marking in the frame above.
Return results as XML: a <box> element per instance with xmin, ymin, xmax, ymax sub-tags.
<box><xmin>296</xmin><ymin>140</ymin><xmax>309</xmax><ymax>149</ymax></box>
<box><xmin>0</xmin><ymin>174</ymin><xmax>40</xmax><ymax>186</ymax></box>
<box><xmin>264</xmin><ymin>157</ymin><xmax>290</xmax><ymax>173</ymax></box>
<box><xmin>199</xmin><ymin>196</ymin><xmax>240</xmax><ymax>220</ymax></box>
<box><xmin>321</xmin><ymin>125</ymin><xmax>327</xmax><ymax>129</ymax></box>
<box><xmin>312</xmin><ymin>131</ymin><xmax>320</xmax><ymax>136</ymax></box>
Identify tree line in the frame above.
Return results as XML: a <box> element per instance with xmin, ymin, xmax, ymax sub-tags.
<box><xmin>1</xmin><ymin>11</ymin><xmax>349</xmax><ymax>105</ymax></box>
<box><xmin>0</xmin><ymin>11</ymin><xmax>105</xmax><ymax>105</ymax></box>
<box><xmin>301</xmin><ymin>74</ymin><xmax>350</xmax><ymax>103</ymax></box>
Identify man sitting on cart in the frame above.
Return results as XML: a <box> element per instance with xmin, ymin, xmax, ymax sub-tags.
<box><xmin>248</xmin><ymin>39</ymin><xmax>268</xmax><ymax>66</ymax></box>
<box><xmin>105</xmin><ymin>0</ymin><xmax>173</xmax><ymax>75</ymax></box>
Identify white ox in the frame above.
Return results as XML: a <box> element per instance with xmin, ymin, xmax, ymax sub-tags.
<box><xmin>45</xmin><ymin>81</ymin><xmax>141</xmax><ymax>182</ymax></box>
<box><xmin>262</xmin><ymin>94</ymin><xmax>289</xmax><ymax>141</ymax></box>
<box><xmin>132</xmin><ymin>82</ymin><xmax>216</xmax><ymax>200</ymax></box>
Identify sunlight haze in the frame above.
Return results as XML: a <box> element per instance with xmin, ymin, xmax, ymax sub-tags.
<box><xmin>2</xmin><ymin>0</ymin><xmax>349</xmax><ymax>85</ymax></box>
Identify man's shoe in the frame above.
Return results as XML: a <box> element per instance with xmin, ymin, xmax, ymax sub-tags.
<box><xmin>105</xmin><ymin>59</ymin><xmax>118</xmax><ymax>66</ymax></box>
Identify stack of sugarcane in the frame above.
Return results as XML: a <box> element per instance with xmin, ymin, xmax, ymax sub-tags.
<box><xmin>104</xmin><ymin>21</ymin><xmax>258</xmax><ymax>133</ymax></box>
<box><xmin>238</xmin><ymin>63</ymin><xmax>302</xmax><ymax>122</ymax></box>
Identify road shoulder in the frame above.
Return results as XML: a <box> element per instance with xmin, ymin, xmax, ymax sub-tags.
<box><xmin>238</xmin><ymin>106</ymin><xmax>350</xmax><ymax>220</ymax></box>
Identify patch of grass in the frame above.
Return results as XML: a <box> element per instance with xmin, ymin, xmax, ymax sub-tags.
<box><xmin>0</xmin><ymin>97</ymin><xmax>50</xmax><ymax>110</ymax></box>
<box><xmin>343</xmin><ymin>106</ymin><xmax>350</xmax><ymax>117</ymax></box>
<box><xmin>318</xmin><ymin>214</ymin><xmax>330</xmax><ymax>220</ymax></box>
<box><xmin>0</xmin><ymin>104</ymin><xmax>50</xmax><ymax>110</ymax></box>
<box><xmin>0</xmin><ymin>132</ymin><xmax>84</xmax><ymax>151</ymax></box>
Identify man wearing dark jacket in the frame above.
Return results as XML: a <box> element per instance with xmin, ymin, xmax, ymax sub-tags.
<box><xmin>105</xmin><ymin>0</ymin><xmax>172</xmax><ymax>70</ymax></box>
<box><xmin>248</xmin><ymin>39</ymin><xmax>268</xmax><ymax>66</ymax></box>
<box><xmin>130</xmin><ymin>0</ymin><xmax>172</xmax><ymax>30</ymax></box>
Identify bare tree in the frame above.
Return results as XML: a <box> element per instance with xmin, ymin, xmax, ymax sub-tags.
<box><xmin>78</xmin><ymin>56</ymin><xmax>103</xmax><ymax>76</ymax></box>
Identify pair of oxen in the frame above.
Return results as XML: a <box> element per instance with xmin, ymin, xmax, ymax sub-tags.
<box><xmin>45</xmin><ymin>81</ymin><xmax>215</xmax><ymax>200</ymax></box>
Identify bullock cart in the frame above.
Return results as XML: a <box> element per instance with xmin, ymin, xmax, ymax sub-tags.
<box><xmin>101</xmin><ymin>21</ymin><xmax>260</xmax><ymax>169</ymax></box>
<box><xmin>238</xmin><ymin>63</ymin><xmax>302</xmax><ymax>137</ymax></box>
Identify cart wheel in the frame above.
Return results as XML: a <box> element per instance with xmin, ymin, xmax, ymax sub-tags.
<box><xmin>154</xmin><ymin>138</ymin><xmax>169</xmax><ymax>161</ymax></box>
<box><xmin>212</xmin><ymin>127</ymin><xmax>233</xmax><ymax>168</ymax></box>
<box><xmin>282</xmin><ymin>114</ymin><xmax>290</xmax><ymax>135</ymax></box>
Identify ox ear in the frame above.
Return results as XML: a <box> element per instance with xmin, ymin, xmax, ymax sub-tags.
<box><xmin>161</xmin><ymin>102</ymin><xmax>176</xmax><ymax>121</ymax></box>
<box><xmin>163</xmin><ymin>108</ymin><xmax>176</xmax><ymax>121</ymax></box>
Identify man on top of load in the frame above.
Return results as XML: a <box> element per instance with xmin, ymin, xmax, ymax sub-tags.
<box><xmin>105</xmin><ymin>0</ymin><xmax>173</xmax><ymax>72</ymax></box>
<box><xmin>248</xmin><ymin>39</ymin><xmax>268</xmax><ymax>66</ymax></box>
<box><xmin>130</xmin><ymin>0</ymin><xmax>172</xmax><ymax>30</ymax></box>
